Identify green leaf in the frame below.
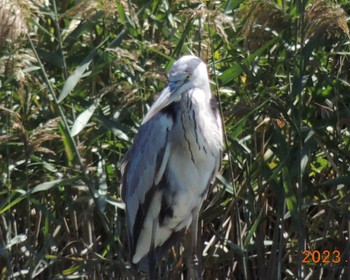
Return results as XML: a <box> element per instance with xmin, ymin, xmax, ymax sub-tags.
<box><xmin>28</xmin><ymin>178</ymin><xmax>78</xmax><ymax>194</ymax></box>
<box><xmin>96</xmin><ymin>113</ymin><xmax>129</xmax><ymax>141</ymax></box>
<box><xmin>282</xmin><ymin>166</ymin><xmax>300</xmax><ymax>230</ymax></box>
<box><xmin>244</xmin><ymin>206</ymin><xmax>264</xmax><ymax>248</ymax></box>
<box><xmin>219</xmin><ymin>64</ymin><xmax>243</xmax><ymax>85</ymax></box>
<box><xmin>217</xmin><ymin>174</ymin><xmax>234</xmax><ymax>194</ymax></box>
<box><xmin>58</xmin><ymin>39</ymin><xmax>108</xmax><ymax>103</ymax></box>
<box><xmin>219</xmin><ymin>38</ymin><xmax>278</xmax><ymax>85</ymax></box>
<box><xmin>116</xmin><ymin>1</ymin><xmax>137</xmax><ymax>36</ymax></box>
<box><xmin>0</xmin><ymin>192</ymin><xmax>26</xmax><ymax>215</ymax></box>
<box><xmin>70</xmin><ymin>102</ymin><xmax>98</xmax><ymax>137</ymax></box>
<box><xmin>300</xmin><ymin>129</ymin><xmax>315</xmax><ymax>175</ymax></box>
<box><xmin>316</xmin><ymin>176</ymin><xmax>350</xmax><ymax>187</ymax></box>
<box><xmin>58</xmin><ymin>122</ymin><xmax>75</xmax><ymax>165</ymax></box>
<box><xmin>58</xmin><ymin>58</ymin><xmax>93</xmax><ymax>103</ymax></box>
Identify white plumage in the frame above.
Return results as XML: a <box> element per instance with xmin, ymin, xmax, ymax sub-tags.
<box><xmin>121</xmin><ymin>55</ymin><xmax>223</xmax><ymax>275</ymax></box>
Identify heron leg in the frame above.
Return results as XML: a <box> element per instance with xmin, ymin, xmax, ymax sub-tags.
<box><xmin>191</xmin><ymin>209</ymin><xmax>202</xmax><ymax>280</ymax></box>
<box><xmin>149</xmin><ymin>218</ymin><xmax>158</xmax><ymax>280</ymax></box>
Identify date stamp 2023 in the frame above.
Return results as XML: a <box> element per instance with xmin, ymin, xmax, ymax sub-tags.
<box><xmin>302</xmin><ymin>250</ymin><xmax>346</xmax><ymax>264</ymax></box>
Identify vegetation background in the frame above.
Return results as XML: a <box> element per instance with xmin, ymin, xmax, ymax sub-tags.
<box><xmin>1</xmin><ymin>0</ymin><xmax>350</xmax><ymax>279</ymax></box>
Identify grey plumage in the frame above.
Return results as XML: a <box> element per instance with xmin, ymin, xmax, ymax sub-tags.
<box><xmin>121</xmin><ymin>55</ymin><xmax>223</xmax><ymax>274</ymax></box>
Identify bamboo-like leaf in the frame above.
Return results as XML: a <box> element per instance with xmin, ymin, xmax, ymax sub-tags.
<box><xmin>57</xmin><ymin>58</ymin><xmax>93</xmax><ymax>103</ymax></box>
<box><xmin>244</xmin><ymin>206</ymin><xmax>264</xmax><ymax>248</ymax></box>
<box><xmin>64</xmin><ymin>11</ymin><xmax>104</xmax><ymax>45</ymax></box>
<box><xmin>58</xmin><ymin>39</ymin><xmax>108</xmax><ymax>103</ymax></box>
<box><xmin>63</xmin><ymin>265</ymin><xmax>84</xmax><ymax>276</ymax></box>
<box><xmin>301</xmin><ymin>129</ymin><xmax>315</xmax><ymax>175</ymax></box>
<box><xmin>219</xmin><ymin>64</ymin><xmax>243</xmax><ymax>85</ymax></box>
<box><xmin>0</xmin><ymin>178</ymin><xmax>77</xmax><ymax>215</ymax></box>
<box><xmin>70</xmin><ymin>103</ymin><xmax>98</xmax><ymax>137</ymax></box>
<box><xmin>282</xmin><ymin>166</ymin><xmax>300</xmax><ymax>230</ymax></box>
<box><xmin>216</xmin><ymin>174</ymin><xmax>233</xmax><ymax>194</ymax></box>
<box><xmin>106</xmin><ymin>197</ymin><xmax>125</xmax><ymax>209</ymax></box>
<box><xmin>172</xmin><ymin>19</ymin><xmax>193</xmax><ymax>58</ymax></box>
<box><xmin>0</xmin><ymin>192</ymin><xmax>26</xmax><ymax>215</ymax></box>
<box><xmin>4</xmin><ymin>234</ymin><xmax>27</xmax><ymax>250</ymax></box>
<box><xmin>28</xmin><ymin>178</ymin><xmax>78</xmax><ymax>194</ymax></box>
<box><xmin>316</xmin><ymin>176</ymin><xmax>350</xmax><ymax>187</ymax></box>
<box><xmin>116</xmin><ymin>1</ymin><xmax>137</xmax><ymax>36</ymax></box>
<box><xmin>96</xmin><ymin>113</ymin><xmax>129</xmax><ymax>141</ymax></box>
<box><xmin>220</xmin><ymin>38</ymin><xmax>278</xmax><ymax>85</ymax></box>
<box><xmin>58</xmin><ymin>122</ymin><xmax>75</xmax><ymax>165</ymax></box>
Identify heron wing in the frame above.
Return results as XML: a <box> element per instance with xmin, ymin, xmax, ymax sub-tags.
<box><xmin>121</xmin><ymin>109</ymin><xmax>174</xmax><ymax>260</ymax></box>
<box><xmin>210</xmin><ymin>95</ymin><xmax>223</xmax><ymax>184</ymax></box>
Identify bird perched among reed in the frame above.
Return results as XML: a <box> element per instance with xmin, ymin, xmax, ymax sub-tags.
<box><xmin>121</xmin><ymin>55</ymin><xmax>223</xmax><ymax>279</ymax></box>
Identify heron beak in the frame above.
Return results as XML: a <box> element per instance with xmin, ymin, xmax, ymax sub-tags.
<box><xmin>142</xmin><ymin>84</ymin><xmax>178</xmax><ymax>124</ymax></box>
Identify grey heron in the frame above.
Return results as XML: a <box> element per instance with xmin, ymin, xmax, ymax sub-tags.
<box><xmin>121</xmin><ymin>55</ymin><xmax>223</xmax><ymax>278</ymax></box>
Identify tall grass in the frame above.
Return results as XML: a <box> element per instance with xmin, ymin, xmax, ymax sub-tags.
<box><xmin>1</xmin><ymin>0</ymin><xmax>350</xmax><ymax>279</ymax></box>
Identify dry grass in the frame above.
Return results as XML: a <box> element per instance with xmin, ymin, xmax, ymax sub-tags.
<box><xmin>305</xmin><ymin>0</ymin><xmax>349</xmax><ymax>45</ymax></box>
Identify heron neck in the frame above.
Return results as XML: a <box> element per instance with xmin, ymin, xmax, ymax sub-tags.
<box><xmin>179</xmin><ymin>88</ymin><xmax>215</xmax><ymax>144</ymax></box>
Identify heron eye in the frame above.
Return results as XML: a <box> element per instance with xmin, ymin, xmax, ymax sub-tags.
<box><xmin>186</xmin><ymin>74</ymin><xmax>191</xmax><ymax>80</ymax></box>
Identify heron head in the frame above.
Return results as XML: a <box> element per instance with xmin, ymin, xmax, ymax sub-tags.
<box><xmin>142</xmin><ymin>55</ymin><xmax>209</xmax><ymax>124</ymax></box>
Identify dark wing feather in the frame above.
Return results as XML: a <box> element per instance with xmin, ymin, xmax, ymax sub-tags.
<box><xmin>120</xmin><ymin>111</ymin><xmax>174</xmax><ymax>260</ymax></box>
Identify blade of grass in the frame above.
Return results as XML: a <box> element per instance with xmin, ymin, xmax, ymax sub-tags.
<box><xmin>27</xmin><ymin>34</ymin><xmax>110</xmax><ymax>233</ymax></box>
